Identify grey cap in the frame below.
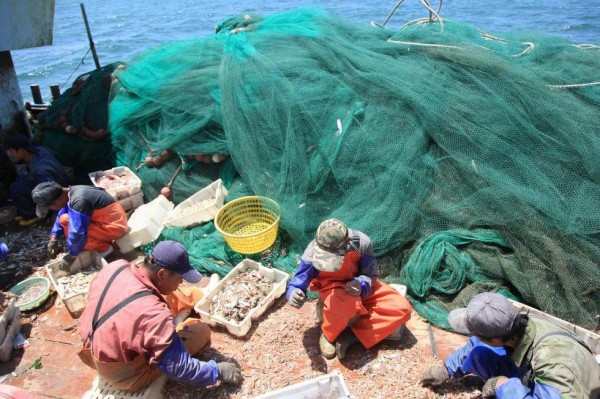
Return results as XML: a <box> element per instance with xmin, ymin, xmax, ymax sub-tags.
<box><xmin>447</xmin><ymin>292</ymin><xmax>519</xmax><ymax>338</ymax></box>
<box><xmin>31</xmin><ymin>181</ymin><xmax>63</xmax><ymax>218</ymax></box>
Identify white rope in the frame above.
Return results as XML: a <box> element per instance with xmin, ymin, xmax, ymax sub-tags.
<box><xmin>387</xmin><ymin>38</ymin><xmax>460</xmax><ymax>49</ymax></box>
<box><xmin>548</xmin><ymin>81</ymin><xmax>600</xmax><ymax>89</ymax></box>
<box><xmin>575</xmin><ymin>44</ymin><xmax>600</xmax><ymax>50</ymax></box>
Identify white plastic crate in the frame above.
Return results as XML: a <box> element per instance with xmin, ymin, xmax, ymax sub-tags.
<box><xmin>251</xmin><ymin>371</ymin><xmax>353</xmax><ymax>399</ymax></box>
<box><xmin>82</xmin><ymin>374</ymin><xmax>167</xmax><ymax>399</ymax></box>
<box><xmin>89</xmin><ymin>166</ymin><xmax>143</xmax><ymax>199</ymax></box>
<box><xmin>194</xmin><ymin>259</ymin><xmax>289</xmax><ymax>337</ymax></box>
<box><xmin>45</xmin><ymin>251</ymin><xmax>107</xmax><ymax>317</ymax></box>
<box><xmin>0</xmin><ymin>298</ymin><xmax>17</xmax><ymax>344</ymax></box>
<box><xmin>115</xmin><ymin>195</ymin><xmax>175</xmax><ymax>254</ymax></box>
<box><xmin>163</xmin><ymin>179</ymin><xmax>228</xmax><ymax>227</ymax></box>
<box><xmin>0</xmin><ymin>308</ymin><xmax>21</xmax><ymax>363</ymax></box>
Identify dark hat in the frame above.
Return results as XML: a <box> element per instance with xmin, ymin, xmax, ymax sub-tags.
<box><xmin>31</xmin><ymin>181</ymin><xmax>64</xmax><ymax>218</ymax></box>
<box><xmin>150</xmin><ymin>241</ymin><xmax>202</xmax><ymax>283</ymax></box>
<box><xmin>447</xmin><ymin>292</ymin><xmax>519</xmax><ymax>338</ymax></box>
<box><xmin>4</xmin><ymin>134</ymin><xmax>36</xmax><ymax>152</ymax></box>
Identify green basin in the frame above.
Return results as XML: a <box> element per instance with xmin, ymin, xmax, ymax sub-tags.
<box><xmin>9</xmin><ymin>277</ymin><xmax>51</xmax><ymax>311</ymax></box>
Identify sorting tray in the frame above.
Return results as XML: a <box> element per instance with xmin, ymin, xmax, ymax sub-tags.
<box><xmin>194</xmin><ymin>259</ymin><xmax>289</xmax><ymax>337</ymax></box>
<box><xmin>163</xmin><ymin>179</ymin><xmax>227</xmax><ymax>227</ymax></box>
<box><xmin>252</xmin><ymin>371</ymin><xmax>353</xmax><ymax>399</ymax></box>
<box><xmin>46</xmin><ymin>251</ymin><xmax>107</xmax><ymax>317</ymax></box>
<box><xmin>89</xmin><ymin>166</ymin><xmax>142</xmax><ymax>200</ymax></box>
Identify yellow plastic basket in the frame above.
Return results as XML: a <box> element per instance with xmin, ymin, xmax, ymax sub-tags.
<box><xmin>215</xmin><ymin>196</ymin><xmax>280</xmax><ymax>254</ymax></box>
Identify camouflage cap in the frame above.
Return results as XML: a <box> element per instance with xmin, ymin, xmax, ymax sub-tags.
<box><xmin>312</xmin><ymin>219</ymin><xmax>348</xmax><ymax>272</ymax></box>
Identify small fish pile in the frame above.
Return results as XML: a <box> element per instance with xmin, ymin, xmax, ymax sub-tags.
<box><xmin>0</xmin><ymin>226</ymin><xmax>48</xmax><ymax>291</ymax></box>
<box><xmin>171</xmin><ymin>198</ymin><xmax>215</xmax><ymax>219</ymax></box>
<box><xmin>209</xmin><ymin>269</ymin><xmax>273</xmax><ymax>323</ymax></box>
<box><xmin>14</xmin><ymin>282</ymin><xmax>47</xmax><ymax>307</ymax></box>
<box><xmin>95</xmin><ymin>172</ymin><xmax>139</xmax><ymax>193</ymax></box>
<box><xmin>56</xmin><ymin>266</ymin><xmax>99</xmax><ymax>297</ymax></box>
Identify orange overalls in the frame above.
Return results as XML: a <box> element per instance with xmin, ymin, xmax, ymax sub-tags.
<box><xmin>59</xmin><ymin>201</ymin><xmax>128</xmax><ymax>253</ymax></box>
<box><xmin>310</xmin><ymin>251</ymin><xmax>412</xmax><ymax>349</ymax></box>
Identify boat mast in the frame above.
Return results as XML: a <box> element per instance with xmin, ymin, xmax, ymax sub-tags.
<box><xmin>80</xmin><ymin>3</ymin><xmax>101</xmax><ymax>70</ymax></box>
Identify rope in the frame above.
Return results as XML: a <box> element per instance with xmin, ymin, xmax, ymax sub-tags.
<box><xmin>548</xmin><ymin>81</ymin><xmax>600</xmax><ymax>89</ymax></box>
<box><xmin>387</xmin><ymin>38</ymin><xmax>460</xmax><ymax>49</ymax></box>
<box><xmin>381</xmin><ymin>0</ymin><xmax>444</xmax><ymax>30</ymax></box>
<box><xmin>62</xmin><ymin>47</ymin><xmax>92</xmax><ymax>89</ymax></box>
<box><xmin>381</xmin><ymin>0</ymin><xmax>406</xmax><ymax>27</ymax></box>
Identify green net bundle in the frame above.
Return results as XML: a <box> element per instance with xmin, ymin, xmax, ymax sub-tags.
<box><xmin>35</xmin><ymin>63</ymin><xmax>121</xmax><ymax>183</ymax></box>
<box><xmin>109</xmin><ymin>8</ymin><xmax>600</xmax><ymax>330</ymax></box>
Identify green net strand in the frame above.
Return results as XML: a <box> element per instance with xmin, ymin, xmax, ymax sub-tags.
<box><xmin>107</xmin><ymin>8</ymin><xmax>600</xmax><ymax>330</ymax></box>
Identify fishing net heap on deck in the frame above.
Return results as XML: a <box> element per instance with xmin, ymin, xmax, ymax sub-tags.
<box><xmin>34</xmin><ymin>63</ymin><xmax>121</xmax><ymax>184</ymax></box>
<box><xmin>108</xmin><ymin>8</ymin><xmax>600</xmax><ymax>331</ymax></box>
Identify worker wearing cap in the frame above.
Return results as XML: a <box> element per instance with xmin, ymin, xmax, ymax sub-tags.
<box><xmin>78</xmin><ymin>240</ymin><xmax>242</xmax><ymax>391</ymax></box>
<box><xmin>286</xmin><ymin>218</ymin><xmax>412</xmax><ymax>359</ymax></box>
<box><xmin>31</xmin><ymin>181</ymin><xmax>127</xmax><ymax>269</ymax></box>
<box><xmin>4</xmin><ymin>134</ymin><xmax>69</xmax><ymax>226</ymax></box>
<box><xmin>421</xmin><ymin>292</ymin><xmax>600</xmax><ymax>399</ymax></box>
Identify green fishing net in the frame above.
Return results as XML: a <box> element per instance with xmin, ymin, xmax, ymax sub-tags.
<box><xmin>35</xmin><ymin>63</ymin><xmax>121</xmax><ymax>184</ymax></box>
<box><xmin>108</xmin><ymin>8</ymin><xmax>600</xmax><ymax>330</ymax></box>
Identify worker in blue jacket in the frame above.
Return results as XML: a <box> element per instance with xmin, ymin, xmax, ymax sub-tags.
<box><xmin>5</xmin><ymin>134</ymin><xmax>69</xmax><ymax>226</ymax></box>
<box><xmin>31</xmin><ymin>182</ymin><xmax>128</xmax><ymax>269</ymax></box>
<box><xmin>421</xmin><ymin>292</ymin><xmax>600</xmax><ymax>399</ymax></box>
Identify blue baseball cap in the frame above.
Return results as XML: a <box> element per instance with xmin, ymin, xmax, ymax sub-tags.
<box><xmin>150</xmin><ymin>241</ymin><xmax>202</xmax><ymax>283</ymax></box>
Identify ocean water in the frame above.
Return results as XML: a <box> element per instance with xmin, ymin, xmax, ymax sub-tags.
<box><xmin>11</xmin><ymin>0</ymin><xmax>600</xmax><ymax>102</ymax></box>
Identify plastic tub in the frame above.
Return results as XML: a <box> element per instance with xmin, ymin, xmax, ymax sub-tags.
<box><xmin>115</xmin><ymin>195</ymin><xmax>175</xmax><ymax>254</ymax></box>
<box><xmin>194</xmin><ymin>259</ymin><xmax>289</xmax><ymax>337</ymax></box>
<box><xmin>9</xmin><ymin>277</ymin><xmax>51</xmax><ymax>312</ymax></box>
<box><xmin>252</xmin><ymin>371</ymin><xmax>353</xmax><ymax>399</ymax></box>
<box><xmin>89</xmin><ymin>166</ymin><xmax>142</xmax><ymax>199</ymax></box>
<box><xmin>163</xmin><ymin>179</ymin><xmax>228</xmax><ymax>227</ymax></box>
<box><xmin>215</xmin><ymin>196</ymin><xmax>280</xmax><ymax>254</ymax></box>
<box><xmin>46</xmin><ymin>251</ymin><xmax>107</xmax><ymax>318</ymax></box>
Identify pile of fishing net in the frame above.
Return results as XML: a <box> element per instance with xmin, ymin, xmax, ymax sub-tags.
<box><xmin>35</xmin><ymin>63</ymin><xmax>120</xmax><ymax>183</ymax></box>
<box><xmin>109</xmin><ymin>8</ymin><xmax>600</xmax><ymax>330</ymax></box>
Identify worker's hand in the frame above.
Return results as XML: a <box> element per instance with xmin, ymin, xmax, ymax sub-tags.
<box><xmin>344</xmin><ymin>279</ymin><xmax>362</xmax><ymax>296</ymax></box>
<box><xmin>288</xmin><ymin>288</ymin><xmax>306</xmax><ymax>309</ymax></box>
<box><xmin>420</xmin><ymin>363</ymin><xmax>450</xmax><ymax>386</ymax></box>
<box><xmin>481</xmin><ymin>376</ymin><xmax>508</xmax><ymax>399</ymax></box>
<box><xmin>47</xmin><ymin>239</ymin><xmax>59</xmax><ymax>259</ymax></box>
<box><xmin>217</xmin><ymin>362</ymin><xmax>242</xmax><ymax>384</ymax></box>
<box><xmin>59</xmin><ymin>254</ymin><xmax>76</xmax><ymax>272</ymax></box>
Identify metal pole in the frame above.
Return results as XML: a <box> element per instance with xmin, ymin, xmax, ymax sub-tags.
<box><xmin>80</xmin><ymin>3</ymin><xmax>101</xmax><ymax>70</ymax></box>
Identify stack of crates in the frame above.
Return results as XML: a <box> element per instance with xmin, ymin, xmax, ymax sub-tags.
<box><xmin>89</xmin><ymin>166</ymin><xmax>143</xmax><ymax>211</ymax></box>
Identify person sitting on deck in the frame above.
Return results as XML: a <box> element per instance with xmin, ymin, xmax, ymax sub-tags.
<box><xmin>31</xmin><ymin>181</ymin><xmax>128</xmax><ymax>269</ymax></box>
<box><xmin>78</xmin><ymin>241</ymin><xmax>242</xmax><ymax>391</ymax></box>
<box><xmin>420</xmin><ymin>292</ymin><xmax>600</xmax><ymax>399</ymax></box>
<box><xmin>4</xmin><ymin>134</ymin><xmax>69</xmax><ymax>226</ymax></box>
<box><xmin>286</xmin><ymin>218</ymin><xmax>412</xmax><ymax>360</ymax></box>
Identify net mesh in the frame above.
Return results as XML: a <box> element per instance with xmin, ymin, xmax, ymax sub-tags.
<box><xmin>107</xmin><ymin>8</ymin><xmax>600</xmax><ymax>330</ymax></box>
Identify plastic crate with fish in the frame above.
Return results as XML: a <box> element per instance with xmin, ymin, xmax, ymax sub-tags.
<box><xmin>194</xmin><ymin>259</ymin><xmax>289</xmax><ymax>337</ymax></box>
<box><xmin>163</xmin><ymin>179</ymin><xmax>228</xmax><ymax>228</ymax></box>
<box><xmin>89</xmin><ymin>166</ymin><xmax>143</xmax><ymax>210</ymax></box>
<box><xmin>46</xmin><ymin>251</ymin><xmax>107</xmax><ymax>318</ymax></box>
<box><xmin>82</xmin><ymin>374</ymin><xmax>167</xmax><ymax>399</ymax></box>
<box><xmin>251</xmin><ymin>371</ymin><xmax>354</xmax><ymax>399</ymax></box>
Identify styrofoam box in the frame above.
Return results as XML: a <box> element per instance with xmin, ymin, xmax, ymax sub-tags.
<box><xmin>45</xmin><ymin>251</ymin><xmax>107</xmax><ymax>317</ymax></box>
<box><xmin>0</xmin><ymin>298</ymin><xmax>17</xmax><ymax>344</ymax></box>
<box><xmin>163</xmin><ymin>179</ymin><xmax>228</xmax><ymax>227</ymax></box>
<box><xmin>115</xmin><ymin>195</ymin><xmax>175</xmax><ymax>254</ymax></box>
<box><xmin>89</xmin><ymin>166</ymin><xmax>142</xmax><ymax>200</ymax></box>
<box><xmin>194</xmin><ymin>259</ymin><xmax>289</xmax><ymax>337</ymax></box>
<box><xmin>118</xmin><ymin>191</ymin><xmax>144</xmax><ymax>212</ymax></box>
<box><xmin>252</xmin><ymin>371</ymin><xmax>353</xmax><ymax>399</ymax></box>
<box><xmin>0</xmin><ymin>308</ymin><xmax>21</xmax><ymax>363</ymax></box>
<box><xmin>387</xmin><ymin>284</ymin><xmax>407</xmax><ymax>341</ymax></box>
<box><xmin>82</xmin><ymin>374</ymin><xmax>167</xmax><ymax>399</ymax></box>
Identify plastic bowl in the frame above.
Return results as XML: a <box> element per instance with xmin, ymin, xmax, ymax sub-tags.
<box><xmin>9</xmin><ymin>277</ymin><xmax>51</xmax><ymax>311</ymax></box>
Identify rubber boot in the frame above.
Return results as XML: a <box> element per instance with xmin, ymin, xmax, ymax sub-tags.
<box><xmin>319</xmin><ymin>333</ymin><xmax>336</xmax><ymax>359</ymax></box>
<box><xmin>335</xmin><ymin>328</ymin><xmax>359</xmax><ymax>360</ymax></box>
